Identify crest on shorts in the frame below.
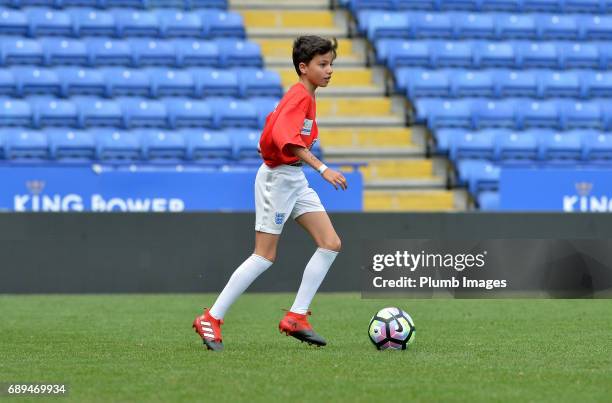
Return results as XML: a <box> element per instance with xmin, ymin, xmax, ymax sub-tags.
<box><xmin>275</xmin><ymin>212</ymin><xmax>286</xmax><ymax>225</ymax></box>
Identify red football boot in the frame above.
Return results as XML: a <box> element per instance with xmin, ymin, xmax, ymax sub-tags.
<box><xmin>279</xmin><ymin>310</ymin><xmax>327</xmax><ymax>346</ymax></box>
<box><xmin>192</xmin><ymin>309</ymin><xmax>224</xmax><ymax>351</ymax></box>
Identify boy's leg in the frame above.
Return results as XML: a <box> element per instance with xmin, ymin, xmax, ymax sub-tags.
<box><xmin>290</xmin><ymin>211</ymin><xmax>341</xmax><ymax>314</ymax></box>
<box><xmin>209</xmin><ymin>232</ymin><xmax>279</xmax><ymax>320</ymax></box>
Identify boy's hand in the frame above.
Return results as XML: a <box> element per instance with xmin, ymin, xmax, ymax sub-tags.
<box><xmin>322</xmin><ymin>168</ymin><xmax>348</xmax><ymax>190</ymax></box>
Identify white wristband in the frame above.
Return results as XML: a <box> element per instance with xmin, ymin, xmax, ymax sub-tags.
<box><xmin>317</xmin><ymin>164</ymin><xmax>328</xmax><ymax>174</ymax></box>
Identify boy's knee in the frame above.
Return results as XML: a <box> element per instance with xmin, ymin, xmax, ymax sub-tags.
<box><xmin>319</xmin><ymin>236</ymin><xmax>341</xmax><ymax>252</ymax></box>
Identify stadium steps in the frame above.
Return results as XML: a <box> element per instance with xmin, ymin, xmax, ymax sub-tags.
<box><xmin>364</xmin><ymin>190</ymin><xmax>466</xmax><ymax>212</ymax></box>
<box><xmin>254</xmin><ymin>38</ymin><xmax>368</xmax><ymax>68</ymax></box>
<box><xmin>239</xmin><ymin>10</ymin><xmax>349</xmax><ymax>37</ymax></box>
<box><xmin>236</xmin><ymin>2</ymin><xmax>463</xmax><ymax>211</ymax></box>
<box><xmin>275</xmin><ymin>67</ymin><xmax>386</xmax><ymax>97</ymax></box>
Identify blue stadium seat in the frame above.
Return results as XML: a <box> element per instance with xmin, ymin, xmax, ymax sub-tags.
<box><xmin>597</xmin><ymin>41</ymin><xmax>612</xmax><ymax>70</ymax></box>
<box><xmin>493</xmin><ymin>69</ymin><xmax>538</xmax><ymax>98</ymax></box>
<box><xmin>0</xmin><ymin>128</ymin><xmax>7</xmax><ymax>158</ymax></box>
<box><xmin>583</xmin><ymin>131</ymin><xmax>612</xmax><ymax>163</ymax></box>
<box><xmin>455</xmin><ymin>159</ymin><xmax>500</xmax><ymax>193</ymax></box>
<box><xmin>539</xmin><ymin>131</ymin><xmax>583</xmax><ymax>162</ymax></box>
<box><xmin>184</xmin><ymin>128</ymin><xmax>232</xmax><ymax>162</ymax></box>
<box><xmin>413</xmin><ymin>98</ymin><xmax>443</xmax><ymax>123</ymax></box>
<box><xmin>477</xmin><ymin>191</ymin><xmax>500</xmax><ymax>211</ymax></box>
<box><xmin>0</xmin><ymin>8</ymin><xmax>28</xmax><ymax>35</ymax></box>
<box><xmin>559</xmin><ymin>100</ymin><xmax>602</xmax><ymax>130</ymax></box>
<box><xmin>94</xmin><ymin>128</ymin><xmax>141</xmax><ymax>161</ymax></box>
<box><xmin>13</xmin><ymin>66</ymin><xmax>61</xmax><ymax>96</ymax></box>
<box><xmin>431</xmin><ymin>41</ymin><xmax>473</xmax><ymax>67</ymax></box>
<box><xmin>5</xmin><ymin>129</ymin><xmax>48</xmax><ymax>159</ymax></box>
<box><xmin>557</xmin><ymin>42</ymin><xmax>601</xmax><ymax>69</ymax></box>
<box><xmin>105</xmin><ymin>0</ymin><xmax>148</xmax><ymax>8</ymax></box>
<box><xmin>175</xmin><ymin>39</ymin><xmax>219</xmax><ymax>67</ymax></box>
<box><xmin>473</xmin><ymin>98</ymin><xmax>516</xmax><ymax>128</ymax></box>
<box><xmin>41</xmin><ymin>38</ymin><xmax>88</xmax><ymax>66</ymax></box>
<box><xmin>250</xmin><ymin>96</ymin><xmax>279</xmax><ymax>127</ymax></box>
<box><xmin>522</xmin><ymin>0</ymin><xmax>562</xmax><ymax>12</ymax></box>
<box><xmin>237</xmin><ymin>69</ymin><xmax>282</xmax><ymax>98</ymax></box>
<box><xmin>350</xmin><ymin>0</ymin><xmax>394</xmax><ymax>13</ymax></box>
<box><xmin>190</xmin><ymin>0</ymin><xmax>228</xmax><ymax>9</ymax></box>
<box><xmin>30</xmin><ymin>97</ymin><xmax>78</xmax><ymax>127</ymax></box>
<box><xmin>149</xmin><ymin>68</ymin><xmax>195</xmax><ymax>98</ymax></box>
<box><xmin>385</xmin><ymin>40</ymin><xmax>432</xmax><ymax>68</ymax></box>
<box><xmin>117</xmin><ymin>97</ymin><xmax>167</xmax><ymax>128</ymax></box>
<box><xmin>451</xmin><ymin>70</ymin><xmax>495</xmax><ymax>97</ymax></box>
<box><xmin>195</xmin><ymin>68</ymin><xmax>240</xmax><ymax>97</ymax></box>
<box><xmin>494</xmin><ymin>130</ymin><xmax>539</xmax><ymax>161</ymax></box>
<box><xmin>69</xmin><ymin>8</ymin><xmax>115</xmax><ymax>37</ymax></box>
<box><xmin>538</xmin><ymin>70</ymin><xmax>582</xmax><ymax>98</ymax></box>
<box><xmin>536</xmin><ymin>14</ymin><xmax>580</xmax><ymax>40</ymax></box>
<box><xmin>449</xmin><ymin>131</ymin><xmax>495</xmax><ymax>160</ymax></box>
<box><xmin>427</xmin><ymin>98</ymin><xmax>473</xmax><ymax>129</ymax></box>
<box><xmin>102</xmin><ymin>67</ymin><xmax>150</xmax><ymax>97</ymax></box>
<box><xmin>47</xmin><ymin>128</ymin><xmax>96</xmax><ymax>160</ymax></box>
<box><xmin>209</xmin><ymin>97</ymin><xmax>258</xmax><ymax>128</ymax></box>
<box><xmin>85</xmin><ymin>38</ymin><xmax>132</xmax><ymax>66</ymax></box>
<box><xmin>395</xmin><ymin>0</ymin><xmax>437</xmax><ymax>11</ymax></box>
<box><xmin>216</xmin><ymin>39</ymin><xmax>262</xmax><ymax>68</ymax></box>
<box><xmin>199</xmin><ymin>9</ymin><xmax>245</xmax><ymax>38</ymax></box>
<box><xmin>356</xmin><ymin>10</ymin><xmax>378</xmax><ymax>35</ymax></box>
<box><xmin>26</xmin><ymin>7</ymin><xmax>73</xmax><ymax>37</ymax></box>
<box><xmin>112</xmin><ymin>9</ymin><xmax>159</xmax><ymax>37</ymax></box>
<box><xmin>1</xmin><ymin>38</ymin><xmax>44</xmax><ymax>65</ymax></box>
<box><xmin>455</xmin><ymin>12</ymin><xmax>495</xmax><ymax>39</ymax></box>
<box><xmin>582</xmin><ymin>71</ymin><xmax>612</xmax><ymax>98</ymax></box>
<box><xmin>432</xmin><ymin>127</ymin><xmax>465</xmax><ymax>154</ymax></box>
<box><xmin>440</xmin><ymin>0</ymin><xmax>482</xmax><ymax>10</ymax></box>
<box><xmin>57</xmin><ymin>67</ymin><xmax>105</xmax><ymax>97</ymax></box>
<box><xmin>518</xmin><ymin>42</ymin><xmax>560</xmax><ymax>68</ymax></box>
<box><xmin>76</xmin><ymin>96</ymin><xmax>122</xmax><ymax>127</ymax></box>
<box><xmin>495</xmin><ymin>13</ymin><xmax>537</xmax><ymax>40</ymax></box>
<box><xmin>480</xmin><ymin>0</ymin><xmax>522</xmax><ymax>12</ymax></box>
<box><xmin>0</xmin><ymin>98</ymin><xmax>32</xmax><ymax>126</ymax></box>
<box><xmin>231</xmin><ymin>128</ymin><xmax>260</xmax><ymax>161</ymax></box>
<box><xmin>139</xmin><ymin>128</ymin><xmax>186</xmax><ymax>161</ymax></box>
<box><xmin>129</xmin><ymin>38</ymin><xmax>176</xmax><ymax>67</ymax></box>
<box><xmin>155</xmin><ymin>9</ymin><xmax>203</xmax><ymax>38</ymax></box>
<box><xmin>518</xmin><ymin>99</ymin><xmax>560</xmax><ymax>129</ymax></box>
<box><xmin>581</xmin><ymin>15</ymin><xmax>612</xmax><ymax>40</ymax></box>
<box><xmin>0</xmin><ymin>68</ymin><xmax>15</xmax><ymax>96</ymax></box>
<box><xmin>474</xmin><ymin>41</ymin><xmax>517</xmax><ymax>68</ymax></box>
<box><xmin>366</xmin><ymin>12</ymin><xmax>411</xmax><ymax>42</ymax></box>
<box><xmin>164</xmin><ymin>98</ymin><xmax>213</xmax><ymax>128</ymax></box>
<box><xmin>413</xmin><ymin>12</ymin><xmax>454</xmax><ymax>39</ymax></box>
<box><xmin>403</xmin><ymin>69</ymin><xmax>451</xmax><ymax>98</ymax></box>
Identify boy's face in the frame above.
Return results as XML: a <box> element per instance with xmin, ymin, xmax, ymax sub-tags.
<box><xmin>300</xmin><ymin>51</ymin><xmax>334</xmax><ymax>87</ymax></box>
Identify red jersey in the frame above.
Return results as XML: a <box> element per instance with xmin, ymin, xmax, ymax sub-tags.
<box><xmin>258</xmin><ymin>82</ymin><xmax>318</xmax><ymax>167</ymax></box>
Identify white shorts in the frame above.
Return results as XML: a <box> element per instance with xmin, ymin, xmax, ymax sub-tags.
<box><xmin>254</xmin><ymin>163</ymin><xmax>325</xmax><ymax>234</ymax></box>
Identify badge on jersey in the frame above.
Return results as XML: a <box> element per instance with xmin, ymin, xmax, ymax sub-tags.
<box><xmin>301</xmin><ymin>119</ymin><xmax>313</xmax><ymax>136</ymax></box>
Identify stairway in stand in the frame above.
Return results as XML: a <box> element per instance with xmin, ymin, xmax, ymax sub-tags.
<box><xmin>231</xmin><ymin>0</ymin><xmax>467</xmax><ymax>211</ymax></box>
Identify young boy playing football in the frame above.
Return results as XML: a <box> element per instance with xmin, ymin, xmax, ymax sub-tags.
<box><xmin>193</xmin><ymin>35</ymin><xmax>347</xmax><ymax>351</ymax></box>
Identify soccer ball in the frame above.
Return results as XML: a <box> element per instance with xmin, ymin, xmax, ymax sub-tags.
<box><xmin>368</xmin><ymin>307</ymin><xmax>415</xmax><ymax>350</ymax></box>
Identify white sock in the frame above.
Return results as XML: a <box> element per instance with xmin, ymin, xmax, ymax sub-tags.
<box><xmin>290</xmin><ymin>248</ymin><xmax>338</xmax><ymax>315</ymax></box>
<box><xmin>209</xmin><ymin>254</ymin><xmax>273</xmax><ymax>320</ymax></box>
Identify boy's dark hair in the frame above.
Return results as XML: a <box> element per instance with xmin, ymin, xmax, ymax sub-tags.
<box><xmin>292</xmin><ymin>36</ymin><xmax>338</xmax><ymax>76</ymax></box>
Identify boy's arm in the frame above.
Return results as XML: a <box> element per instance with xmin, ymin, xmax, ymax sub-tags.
<box><xmin>288</xmin><ymin>145</ymin><xmax>348</xmax><ymax>191</ymax></box>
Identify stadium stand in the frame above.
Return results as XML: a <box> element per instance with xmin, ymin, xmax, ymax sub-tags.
<box><xmin>345</xmin><ymin>0</ymin><xmax>612</xmax><ymax>210</ymax></box>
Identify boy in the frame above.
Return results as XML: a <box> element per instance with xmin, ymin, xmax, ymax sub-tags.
<box><xmin>193</xmin><ymin>35</ymin><xmax>347</xmax><ymax>351</ymax></box>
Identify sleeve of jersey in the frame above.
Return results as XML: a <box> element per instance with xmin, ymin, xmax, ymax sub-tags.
<box><xmin>272</xmin><ymin>96</ymin><xmax>309</xmax><ymax>156</ymax></box>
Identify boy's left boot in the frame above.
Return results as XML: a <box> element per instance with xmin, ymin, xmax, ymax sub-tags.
<box><xmin>278</xmin><ymin>310</ymin><xmax>327</xmax><ymax>347</ymax></box>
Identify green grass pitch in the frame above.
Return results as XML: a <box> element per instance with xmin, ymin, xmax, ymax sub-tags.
<box><xmin>1</xmin><ymin>294</ymin><xmax>611</xmax><ymax>402</ymax></box>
